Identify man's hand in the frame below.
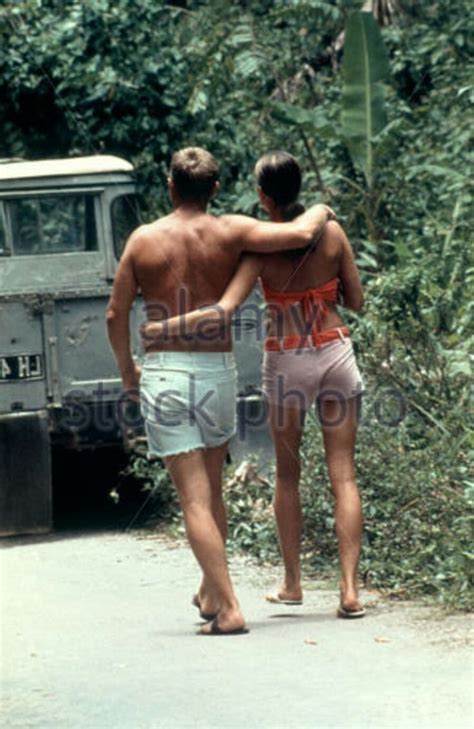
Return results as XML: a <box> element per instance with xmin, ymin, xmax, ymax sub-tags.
<box><xmin>303</xmin><ymin>203</ymin><xmax>336</xmax><ymax>223</ymax></box>
<box><xmin>324</xmin><ymin>204</ymin><xmax>337</xmax><ymax>221</ymax></box>
<box><xmin>122</xmin><ymin>362</ymin><xmax>141</xmax><ymax>401</ymax></box>
<box><xmin>301</xmin><ymin>203</ymin><xmax>337</xmax><ymax>247</ymax></box>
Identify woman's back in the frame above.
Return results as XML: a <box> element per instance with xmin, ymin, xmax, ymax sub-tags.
<box><xmin>261</xmin><ymin>220</ymin><xmax>358</xmax><ymax>335</ymax></box>
<box><xmin>261</xmin><ymin>220</ymin><xmax>342</xmax><ymax>292</ymax></box>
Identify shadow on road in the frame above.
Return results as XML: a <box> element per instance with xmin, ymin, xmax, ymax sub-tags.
<box><xmin>1</xmin><ymin>447</ymin><xmax>152</xmax><ymax>548</ymax></box>
<box><xmin>52</xmin><ymin>446</ymin><xmax>140</xmax><ymax>530</ymax></box>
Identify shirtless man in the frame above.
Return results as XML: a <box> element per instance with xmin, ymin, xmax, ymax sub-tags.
<box><xmin>106</xmin><ymin>147</ymin><xmax>334</xmax><ymax>635</ymax></box>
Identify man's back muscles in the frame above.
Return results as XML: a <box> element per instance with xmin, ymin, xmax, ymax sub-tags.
<box><xmin>131</xmin><ymin>213</ymin><xmax>244</xmax><ymax>316</ymax></box>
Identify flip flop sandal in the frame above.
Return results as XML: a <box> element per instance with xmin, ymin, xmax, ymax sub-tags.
<box><xmin>192</xmin><ymin>593</ymin><xmax>218</xmax><ymax>622</ymax></box>
<box><xmin>337</xmin><ymin>604</ymin><xmax>366</xmax><ymax>619</ymax></box>
<box><xmin>199</xmin><ymin>617</ymin><xmax>250</xmax><ymax>636</ymax></box>
<box><xmin>265</xmin><ymin>594</ymin><xmax>303</xmax><ymax>606</ymax></box>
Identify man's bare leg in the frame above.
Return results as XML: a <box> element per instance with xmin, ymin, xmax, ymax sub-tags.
<box><xmin>204</xmin><ymin>442</ymin><xmax>229</xmax><ymax>541</ymax></box>
<box><xmin>165</xmin><ymin>448</ymin><xmax>246</xmax><ymax>632</ymax></box>
<box><xmin>320</xmin><ymin>396</ymin><xmax>363</xmax><ymax>612</ymax></box>
<box><xmin>268</xmin><ymin>405</ymin><xmax>305</xmax><ymax>603</ymax></box>
<box><xmin>194</xmin><ymin>442</ymin><xmax>229</xmax><ymax>617</ymax></box>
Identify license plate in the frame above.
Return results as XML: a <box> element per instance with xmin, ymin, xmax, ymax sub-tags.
<box><xmin>0</xmin><ymin>354</ymin><xmax>44</xmax><ymax>382</ymax></box>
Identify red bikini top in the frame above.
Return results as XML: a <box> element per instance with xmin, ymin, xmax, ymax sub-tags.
<box><xmin>261</xmin><ymin>277</ymin><xmax>339</xmax><ymax>331</ymax></box>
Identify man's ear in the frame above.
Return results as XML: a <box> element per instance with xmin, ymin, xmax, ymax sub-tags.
<box><xmin>168</xmin><ymin>176</ymin><xmax>179</xmax><ymax>205</ymax></box>
<box><xmin>257</xmin><ymin>186</ymin><xmax>271</xmax><ymax>210</ymax></box>
<box><xmin>210</xmin><ymin>181</ymin><xmax>220</xmax><ymax>199</ymax></box>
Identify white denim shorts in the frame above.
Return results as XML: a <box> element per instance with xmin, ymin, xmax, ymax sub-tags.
<box><xmin>140</xmin><ymin>351</ymin><xmax>237</xmax><ymax>458</ymax></box>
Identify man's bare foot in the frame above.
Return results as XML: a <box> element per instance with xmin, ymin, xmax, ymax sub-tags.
<box><xmin>199</xmin><ymin>618</ymin><xmax>249</xmax><ymax>636</ymax></box>
<box><xmin>192</xmin><ymin>593</ymin><xmax>220</xmax><ymax>621</ymax></box>
<box><xmin>199</xmin><ymin>606</ymin><xmax>247</xmax><ymax>635</ymax></box>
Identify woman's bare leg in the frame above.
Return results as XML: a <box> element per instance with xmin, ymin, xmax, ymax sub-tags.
<box><xmin>319</xmin><ymin>396</ymin><xmax>363</xmax><ymax>611</ymax></box>
<box><xmin>269</xmin><ymin>404</ymin><xmax>305</xmax><ymax>602</ymax></box>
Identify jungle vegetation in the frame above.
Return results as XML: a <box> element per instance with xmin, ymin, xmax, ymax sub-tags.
<box><xmin>1</xmin><ymin>0</ymin><xmax>472</xmax><ymax>609</ymax></box>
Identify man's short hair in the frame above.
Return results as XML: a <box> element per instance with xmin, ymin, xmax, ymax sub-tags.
<box><xmin>170</xmin><ymin>147</ymin><xmax>219</xmax><ymax>203</ymax></box>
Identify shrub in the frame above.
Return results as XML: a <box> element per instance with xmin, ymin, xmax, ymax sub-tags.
<box><xmin>299</xmin><ymin>410</ymin><xmax>473</xmax><ymax>611</ymax></box>
<box><xmin>119</xmin><ymin>449</ymin><xmax>180</xmax><ymax>528</ymax></box>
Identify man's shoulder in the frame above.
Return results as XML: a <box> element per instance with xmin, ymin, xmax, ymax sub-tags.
<box><xmin>218</xmin><ymin>213</ymin><xmax>261</xmax><ymax>242</ymax></box>
<box><xmin>128</xmin><ymin>218</ymin><xmax>172</xmax><ymax>248</ymax></box>
<box><xmin>129</xmin><ymin>223</ymin><xmax>152</xmax><ymax>243</ymax></box>
<box><xmin>220</xmin><ymin>213</ymin><xmax>255</xmax><ymax>227</ymax></box>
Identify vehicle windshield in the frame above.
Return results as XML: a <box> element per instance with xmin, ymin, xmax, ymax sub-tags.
<box><xmin>7</xmin><ymin>194</ymin><xmax>97</xmax><ymax>256</ymax></box>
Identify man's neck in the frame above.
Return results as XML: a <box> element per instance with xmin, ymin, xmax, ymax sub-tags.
<box><xmin>172</xmin><ymin>199</ymin><xmax>208</xmax><ymax>216</ymax></box>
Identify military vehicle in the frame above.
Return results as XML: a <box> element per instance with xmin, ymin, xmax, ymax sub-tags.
<box><xmin>0</xmin><ymin>155</ymin><xmax>264</xmax><ymax>537</ymax></box>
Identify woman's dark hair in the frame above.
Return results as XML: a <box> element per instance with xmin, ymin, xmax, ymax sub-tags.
<box><xmin>256</xmin><ymin>151</ymin><xmax>312</xmax><ymax>260</ymax></box>
<box><xmin>255</xmin><ymin>151</ymin><xmax>301</xmax><ymax>207</ymax></box>
<box><xmin>281</xmin><ymin>201</ymin><xmax>316</xmax><ymax>260</ymax></box>
<box><xmin>281</xmin><ymin>201</ymin><xmax>305</xmax><ymax>221</ymax></box>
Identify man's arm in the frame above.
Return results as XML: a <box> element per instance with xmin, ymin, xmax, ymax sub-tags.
<box><xmin>224</xmin><ymin>203</ymin><xmax>335</xmax><ymax>254</ymax></box>
<box><xmin>106</xmin><ymin>235</ymin><xmax>140</xmax><ymax>396</ymax></box>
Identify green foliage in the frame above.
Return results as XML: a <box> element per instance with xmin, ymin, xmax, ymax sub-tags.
<box><xmin>2</xmin><ymin>0</ymin><xmax>473</xmax><ymax>607</ymax></box>
<box><xmin>299</xmin><ymin>410</ymin><xmax>473</xmax><ymax>611</ymax></box>
<box><xmin>341</xmin><ymin>11</ymin><xmax>391</xmax><ymax>186</ymax></box>
<box><xmin>0</xmin><ymin>0</ymin><xmax>196</xmax><ymax>215</ymax></box>
<box><xmin>224</xmin><ymin>462</ymin><xmax>280</xmax><ymax>561</ymax></box>
<box><xmin>120</xmin><ymin>450</ymin><xmax>180</xmax><ymax>526</ymax></box>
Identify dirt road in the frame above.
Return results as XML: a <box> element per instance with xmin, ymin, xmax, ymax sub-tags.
<box><xmin>2</xmin><ymin>531</ymin><xmax>472</xmax><ymax>729</ymax></box>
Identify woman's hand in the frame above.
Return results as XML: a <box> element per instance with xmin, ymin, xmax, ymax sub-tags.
<box><xmin>140</xmin><ymin>320</ymin><xmax>164</xmax><ymax>349</ymax></box>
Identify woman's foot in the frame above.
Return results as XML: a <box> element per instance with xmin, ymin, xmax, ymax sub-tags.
<box><xmin>339</xmin><ymin>583</ymin><xmax>364</xmax><ymax>617</ymax></box>
<box><xmin>337</xmin><ymin>603</ymin><xmax>365</xmax><ymax>619</ymax></box>
<box><xmin>266</xmin><ymin>582</ymin><xmax>303</xmax><ymax>605</ymax></box>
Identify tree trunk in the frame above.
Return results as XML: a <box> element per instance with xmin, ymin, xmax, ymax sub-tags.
<box><xmin>362</xmin><ymin>0</ymin><xmax>399</xmax><ymax>26</ymax></box>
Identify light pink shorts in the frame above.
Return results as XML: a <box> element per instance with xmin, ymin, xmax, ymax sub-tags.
<box><xmin>262</xmin><ymin>337</ymin><xmax>364</xmax><ymax>411</ymax></box>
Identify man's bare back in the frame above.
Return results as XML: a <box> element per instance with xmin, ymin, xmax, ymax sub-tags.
<box><xmin>130</xmin><ymin>209</ymin><xmax>246</xmax><ymax>352</ymax></box>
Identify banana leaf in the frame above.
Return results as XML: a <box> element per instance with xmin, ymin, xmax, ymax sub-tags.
<box><xmin>270</xmin><ymin>102</ymin><xmax>333</xmax><ymax>138</ymax></box>
<box><xmin>341</xmin><ymin>11</ymin><xmax>390</xmax><ymax>187</ymax></box>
